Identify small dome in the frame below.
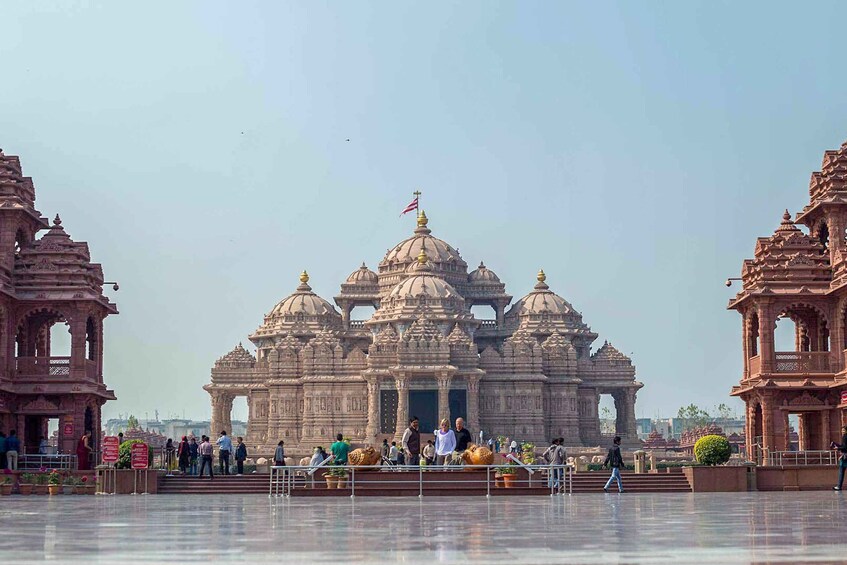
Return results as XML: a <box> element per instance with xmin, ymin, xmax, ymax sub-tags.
<box><xmin>269</xmin><ymin>271</ymin><xmax>340</xmax><ymax>318</ymax></box>
<box><xmin>388</xmin><ymin>250</ymin><xmax>462</xmax><ymax>301</ymax></box>
<box><xmin>215</xmin><ymin>343</ymin><xmax>256</xmax><ymax>368</ymax></box>
<box><xmin>469</xmin><ymin>261</ymin><xmax>501</xmax><ymax>283</ymax></box>
<box><xmin>506</xmin><ymin>270</ymin><xmax>575</xmax><ymax>317</ymax></box>
<box><xmin>346</xmin><ymin>263</ymin><xmax>378</xmax><ymax>284</ymax></box>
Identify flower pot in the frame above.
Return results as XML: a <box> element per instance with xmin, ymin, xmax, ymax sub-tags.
<box><xmin>34</xmin><ymin>485</ymin><xmax>48</xmax><ymax>495</ymax></box>
<box><xmin>48</xmin><ymin>485</ymin><xmax>61</xmax><ymax>495</ymax></box>
<box><xmin>494</xmin><ymin>473</ymin><xmax>503</xmax><ymax>488</ymax></box>
<box><xmin>62</xmin><ymin>485</ymin><xmax>75</xmax><ymax>495</ymax></box>
<box><xmin>85</xmin><ymin>485</ymin><xmax>96</xmax><ymax>495</ymax></box>
<box><xmin>325</xmin><ymin>476</ymin><xmax>338</xmax><ymax>489</ymax></box>
<box><xmin>336</xmin><ymin>478</ymin><xmax>347</xmax><ymax>489</ymax></box>
<box><xmin>75</xmin><ymin>486</ymin><xmax>86</xmax><ymax>495</ymax></box>
<box><xmin>18</xmin><ymin>484</ymin><xmax>33</xmax><ymax>496</ymax></box>
<box><xmin>502</xmin><ymin>474</ymin><xmax>516</xmax><ymax>488</ymax></box>
<box><xmin>0</xmin><ymin>484</ymin><xmax>11</xmax><ymax>496</ymax></box>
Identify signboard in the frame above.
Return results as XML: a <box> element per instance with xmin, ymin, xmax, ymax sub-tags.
<box><xmin>63</xmin><ymin>422</ymin><xmax>74</xmax><ymax>437</ymax></box>
<box><xmin>102</xmin><ymin>436</ymin><xmax>120</xmax><ymax>464</ymax></box>
<box><xmin>130</xmin><ymin>442</ymin><xmax>149</xmax><ymax>470</ymax></box>
<box><xmin>841</xmin><ymin>391</ymin><xmax>847</xmax><ymax>405</ymax></box>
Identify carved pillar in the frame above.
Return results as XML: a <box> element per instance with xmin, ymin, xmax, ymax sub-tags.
<box><xmin>69</xmin><ymin>317</ymin><xmax>87</xmax><ymax>379</ymax></box>
<box><xmin>745</xmin><ymin>399</ymin><xmax>755</xmax><ymax>460</ymax></box>
<box><xmin>219</xmin><ymin>394</ymin><xmax>234</xmax><ymax>435</ymax></box>
<box><xmin>495</xmin><ymin>300</ymin><xmax>506</xmax><ymax>328</ymax></box>
<box><xmin>742</xmin><ymin>312</ymin><xmax>749</xmax><ymax>379</ymax></box>
<box><xmin>797</xmin><ymin>413</ymin><xmax>808</xmax><ymax>451</ymax></box>
<box><xmin>365</xmin><ymin>377</ymin><xmax>380</xmax><ymax>440</ymax></box>
<box><xmin>782</xmin><ymin>409</ymin><xmax>790</xmax><ymax>452</ymax></box>
<box><xmin>467</xmin><ymin>376</ymin><xmax>481</xmax><ymax>435</ymax></box>
<box><xmin>393</xmin><ymin>376</ymin><xmax>409</xmax><ymax>440</ymax></box>
<box><xmin>761</xmin><ymin>394</ymin><xmax>774</xmax><ymax>462</ymax></box>
<box><xmin>436</xmin><ymin>374</ymin><xmax>452</xmax><ymax>424</ymax></box>
<box><xmin>821</xmin><ymin>409</ymin><xmax>831</xmax><ymax>450</ymax></box>
<box><xmin>624</xmin><ymin>388</ymin><xmax>638</xmax><ymax>441</ymax></box>
<box><xmin>209</xmin><ymin>392</ymin><xmax>220</xmax><ymax>442</ymax></box>
<box><xmin>759</xmin><ymin>304</ymin><xmax>775</xmax><ymax>374</ymax></box>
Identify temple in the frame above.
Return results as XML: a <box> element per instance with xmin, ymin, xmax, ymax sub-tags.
<box><xmin>729</xmin><ymin>139</ymin><xmax>847</xmax><ymax>463</ymax></box>
<box><xmin>0</xmin><ymin>149</ymin><xmax>117</xmax><ymax>458</ymax></box>
<box><xmin>205</xmin><ymin>210</ymin><xmax>642</xmax><ymax>454</ymax></box>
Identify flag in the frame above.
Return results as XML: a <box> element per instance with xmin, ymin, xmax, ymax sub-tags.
<box><xmin>400</xmin><ymin>197</ymin><xmax>418</xmax><ymax>216</ymax></box>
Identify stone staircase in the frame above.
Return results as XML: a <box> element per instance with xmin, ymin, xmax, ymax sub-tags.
<box><xmin>158</xmin><ymin>469</ymin><xmax>692</xmax><ymax>495</ymax></box>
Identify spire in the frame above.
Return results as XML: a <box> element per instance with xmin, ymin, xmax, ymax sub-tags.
<box><xmin>417</xmin><ymin>249</ymin><xmax>428</xmax><ymax>264</ymax></box>
<box><xmin>297</xmin><ymin>270</ymin><xmax>312</xmax><ymax>291</ymax></box>
<box><xmin>775</xmin><ymin>209</ymin><xmax>800</xmax><ymax>234</ymax></box>
<box><xmin>534</xmin><ymin>268</ymin><xmax>549</xmax><ymax>290</ymax></box>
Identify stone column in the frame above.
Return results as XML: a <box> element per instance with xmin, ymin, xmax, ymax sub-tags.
<box><xmin>761</xmin><ymin>394</ymin><xmax>774</xmax><ymax>462</ymax></box>
<box><xmin>745</xmin><ymin>400</ymin><xmax>755</xmax><ymax>460</ymax></box>
<box><xmin>209</xmin><ymin>392</ymin><xmax>220</xmax><ymax>442</ymax></box>
<box><xmin>364</xmin><ymin>377</ymin><xmax>380</xmax><ymax>440</ymax></box>
<box><xmin>782</xmin><ymin>409</ymin><xmax>790</xmax><ymax>452</ymax></box>
<box><xmin>393</xmin><ymin>376</ymin><xmax>409</xmax><ymax>440</ymax></box>
<box><xmin>219</xmin><ymin>394</ymin><xmax>234</xmax><ymax>435</ymax></box>
<box><xmin>821</xmin><ymin>409</ymin><xmax>831</xmax><ymax>450</ymax></box>
<box><xmin>436</xmin><ymin>374</ymin><xmax>452</xmax><ymax>424</ymax></box>
<box><xmin>467</xmin><ymin>376</ymin><xmax>481</xmax><ymax>436</ymax></box>
<box><xmin>624</xmin><ymin>388</ymin><xmax>638</xmax><ymax>441</ymax></box>
<box><xmin>759</xmin><ymin>304</ymin><xmax>775</xmax><ymax>374</ymax></box>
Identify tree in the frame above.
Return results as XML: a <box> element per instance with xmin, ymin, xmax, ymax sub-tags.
<box><xmin>715</xmin><ymin>403</ymin><xmax>735</xmax><ymax>421</ymax></box>
<box><xmin>676</xmin><ymin>404</ymin><xmax>711</xmax><ymax>429</ymax></box>
<box><xmin>127</xmin><ymin>414</ymin><xmax>139</xmax><ymax>430</ymax></box>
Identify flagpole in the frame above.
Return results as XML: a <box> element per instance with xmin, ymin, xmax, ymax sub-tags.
<box><xmin>414</xmin><ymin>190</ymin><xmax>422</xmax><ymax>218</ymax></box>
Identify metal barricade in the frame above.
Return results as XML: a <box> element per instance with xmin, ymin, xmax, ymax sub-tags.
<box><xmin>767</xmin><ymin>450</ymin><xmax>837</xmax><ymax>466</ymax></box>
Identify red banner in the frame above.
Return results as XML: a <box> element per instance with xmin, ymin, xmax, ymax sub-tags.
<box><xmin>130</xmin><ymin>442</ymin><xmax>149</xmax><ymax>470</ymax></box>
<box><xmin>841</xmin><ymin>391</ymin><xmax>847</xmax><ymax>405</ymax></box>
<box><xmin>63</xmin><ymin>422</ymin><xmax>74</xmax><ymax>437</ymax></box>
<box><xmin>102</xmin><ymin>436</ymin><xmax>120</xmax><ymax>463</ymax></box>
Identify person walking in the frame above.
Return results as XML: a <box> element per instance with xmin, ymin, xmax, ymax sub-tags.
<box><xmin>274</xmin><ymin>440</ymin><xmax>286</xmax><ymax>467</ymax></box>
<box><xmin>165</xmin><ymin>438</ymin><xmax>176</xmax><ymax>475</ymax></box>
<box><xmin>217</xmin><ymin>431</ymin><xmax>232</xmax><ymax>475</ymax></box>
<box><xmin>832</xmin><ymin>425</ymin><xmax>847</xmax><ymax>490</ymax></box>
<box><xmin>0</xmin><ymin>431</ymin><xmax>7</xmax><ymax>470</ymax></box>
<box><xmin>422</xmin><ymin>440</ymin><xmax>435</xmax><ymax>465</ymax></box>
<box><xmin>454</xmin><ymin>418</ymin><xmax>472</xmax><ymax>455</ymax></box>
<box><xmin>188</xmin><ymin>437</ymin><xmax>199</xmax><ymax>475</ymax></box>
<box><xmin>388</xmin><ymin>441</ymin><xmax>400</xmax><ymax>465</ymax></box>
<box><xmin>543</xmin><ymin>438</ymin><xmax>567</xmax><ymax>491</ymax></box>
<box><xmin>330</xmin><ymin>433</ymin><xmax>349</xmax><ymax>465</ymax></box>
<box><xmin>76</xmin><ymin>431</ymin><xmax>93</xmax><ymax>471</ymax></box>
<box><xmin>309</xmin><ymin>446</ymin><xmax>324</xmax><ymax>467</ymax></box>
<box><xmin>434</xmin><ymin>419</ymin><xmax>457</xmax><ymax>466</ymax></box>
<box><xmin>198</xmin><ymin>435</ymin><xmax>214</xmax><ymax>480</ymax></box>
<box><xmin>401</xmin><ymin>416</ymin><xmax>421</xmax><ymax>466</ymax></box>
<box><xmin>177</xmin><ymin>436</ymin><xmax>190</xmax><ymax>475</ymax></box>
<box><xmin>5</xmin><ymin>430</ymin><xmax>19</xmax><ymax>471</ymax></box>
<box><xmin>380</xmin><ymin>439</ymin><xmax>390</xmax><ymax>465</ymax></box>
<box><xmin>603</xmin><ymin>436</ymin><xmax>624</xmax><ymax>493</ymax></box>
<box><xmin>234</xmin><ymin>437</ymin><xmax>247</xmax><ymax>476</ymax></box>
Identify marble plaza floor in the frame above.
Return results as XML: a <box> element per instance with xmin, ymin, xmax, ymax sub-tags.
<box><xmin>1</xmin><ymin>492</ymin><xmax>847</xmax><ymax>563</ymax></box>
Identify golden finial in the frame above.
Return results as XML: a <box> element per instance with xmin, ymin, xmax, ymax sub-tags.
<box><xmin>417</xmin><ymin>249</ymin><xmax>429</xmax><ymax>265</ymax></box>
<box><xmin>417</xmin><ymin>210</ymin><xmax>428</xmax><ymax>228</ymax></box>
<box><xmin>300</xmin><ymin>270</ymin><xmax>309</xmax><ymax>284</ymax></box>
<box><xmin>537</xmin><ymin>269</ymin><xmax>546</xmax><ymax>283</ymax></box>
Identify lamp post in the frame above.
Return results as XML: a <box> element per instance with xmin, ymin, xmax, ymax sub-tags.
<box><xmin>725</xmin><ymin>277</ymin><xmax>742</xmax><ymax>287</ymax></box>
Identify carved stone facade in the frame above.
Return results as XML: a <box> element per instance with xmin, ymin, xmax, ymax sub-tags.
<box><xmin>0</xmin><ymin>149</ymin><xmax>117</xmax><ymax>461</ymax></box>
<box><xmin>730</xmin><ymin>139</ymin><xmax>847</xmax><ymax>464</ymax></box>
<box><xmin>206</xmin><ymin>211</ymin><xmax>641</xmax><ymax>455</ymax></box>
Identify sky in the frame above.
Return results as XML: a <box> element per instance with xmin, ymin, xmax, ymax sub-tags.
<box><xmin>2</xmin><ymin>1</ymin><xmax>847</xmax><ymax>423</ymax></box>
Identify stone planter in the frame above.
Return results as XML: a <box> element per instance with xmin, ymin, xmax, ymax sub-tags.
<box><xmin>0</xmin><ymin>484</ymin><xmax>12</xmax><ymax>496</ymax></box>
<box><xmin>33</xmin><ymin>485</ymin><xmax>48</xmax><ymax>495</ymax></box>
<box><xmin>494</xmin><ymin>473</ymin><xmax>504</xmax><ymax>488</ymax></box>
<box><xmin>502</xmin><ymin>474</ymin><xmax>517</xmax><ymax>488</ymax></box>
<box><xmin>336</xmin><ymin>477</ymin><xmax>348</xmax><ymax>489</ymax></box>
<box><xmin>84</xmin><ymin>485</ymin><xmax>96</xmax><ymax>495</ymax></box>
<box><xmin>62</xmin><ymin>485</ymin><xmax>75</xmax><ymax>495</ymax></box>
<box><xmin>325</xmin><ymin>476</ymin><xmax>338</xmax><ymax>489</ymax></box>
<box><xmin>48</xmin><ymin>485</ymin><xmax>61</xmax><ymax>495</ymax></box>
<box><xmin>18</xmin><ymin>484</ymin><xmax>33</xmax><ymax>496</ymax></box>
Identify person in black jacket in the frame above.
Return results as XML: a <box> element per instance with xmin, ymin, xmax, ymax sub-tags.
<box><xmin>831</xmin><ymin>426</ymin><xmax>847</xmax><ymax>491</ymax></box>
<box><xmin>603</xmin><ymin>436</ymin><xmax>624</xmax><ymax>493</ymax></box>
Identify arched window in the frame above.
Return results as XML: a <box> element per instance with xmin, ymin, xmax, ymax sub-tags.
<box><xmin>748</xmin><ymin>312</ymin><xmax>759</xmax><ymax>357</ymax></box>
<box><xmin>85</xmin><ymin>317</ymin><xmax>98</xmax><ymax>361</ymax></box>
<box><xmin>818</xmin><ymin>222</ymin><xmax>830</xmax><ymax>252</ymax></box>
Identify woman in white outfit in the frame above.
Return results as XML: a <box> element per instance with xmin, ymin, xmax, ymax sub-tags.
<box><xmin>434</xmin><ymin>419</ymin><xmax>457</xmax><ymax>466</ymax></box>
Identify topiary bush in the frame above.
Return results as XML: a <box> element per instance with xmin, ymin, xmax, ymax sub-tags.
<box><xmin>693</xmin><ymin>435</ymin><xmax>731</xmax><ymax>466</ymax></box>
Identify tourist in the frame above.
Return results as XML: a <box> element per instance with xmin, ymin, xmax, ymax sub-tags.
<box><xmin>0</xmin><ymin>431</ymin><xmax>6</xmax><ymax>470</ymax></box>
<box><xmin>217</xmin><ymin>430</ymin><xmax>232</xmax><ymax>475</ymax></box>
<box><xmin>330</xmin><ymin>433</ymin><xmax>349</xmax><ymax>465</ymax></box>
<box><xmin>38</xmin><ymin>436</ymin><xmax>48</xmax><ymax>455</ymax></box>
<box><xmin>388</xmin><ymin>441</ymin><xmax>400</xmax><ymax>464</ymax></box>
<box><xmin>319</xmin><ymin>446</ymin><xmax>329</xmax><ymax>462</ymax></box>
<box><xmin>5</xmin><ymin>430</ymin><xmax>18</xmax><ymax>471</ymax></box>
<box><xmin>309</xmin><ymin>446</ymin><xmax>324</xmax><ymax>467</ymax></box>
<box><xmin>381</xmin><ymin>439</ymin><xmax>389</xmax><ymax>464</ymax></box>
<box><xmin>177</xmin><ymin>436</ymin><xmax>190</xmax><ymax>475</ymax></box>
<box><xmin>454</xmin><ymin>418</ymin><xmax>472</xmax><ymax>454</ymax></box>
<box><xmin>401</xmin><ymin>416</ymin><xmax>421</xmax><ymax>466</ymax></box>
<box><xmin>422</xmin><ymin>440</ymin><xmax>435</xmax><ymax>465</ymax></box>
<box><xmin>274</xmin><ymin>440</ymin><xmax>285</xmax><ymax>467</ymax></box>
<box><xmin>603</xmin><ymin>436</ymin><xmax>624</xmax><ymax>493</ymax></box>
<box><xmin>189</xmin><ymin>437</ymin><xmax>199</xmax><ymax>475</ymax></box>
<box><xmin>76</xmin><ymin>430</ymin><xmax>92</xmax><ymax>471</ymax></box>
<box><xmin>235</xmin><ymin>437</ymin><xmax>247</xmax><ymax>475</ymax></box>
<box><xmin>434</xmin><ymin>419</ymin><xmax>457</xmax><ymax>466</ymax></box>
<box><xmin>165</xmin><ymin>438</ymin><xmax>175</xmax><ymax>475</ymax></box>
<box><xmin>198</xmin><ymin>435</ymin><xmax>214</xmax><ymax>480</ymax></box>
<box><xmin>118</xmin><ymin>432</ymin><xmax>124</xmax><ymax>446</ymax></box>
<box><xmin>543</xmin><ymin>438</ymin><xmax>566</xmax><ymax>491</ymax></box>
<box><xmin>494</xmin><ymin>437</ymin><xmax>500</xmax><ymax>453</ymax></box>
<box><xmin>509</xmin><ymin>440</ymin><xmax>518</xmax><ymax>455</ymax></box>
<box><xmin>831</xmin><ymin>425</ymin><xmax>847</xmax><ymax>491</ymax></box>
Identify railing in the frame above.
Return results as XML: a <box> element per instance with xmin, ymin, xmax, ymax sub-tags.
<box><xmin>748</xmin><ymin>355</ymin><xmax>761</xmax><ymax>375</ymax></box>
<box><xmin>767</xmin><ymin>450</ymin><xmax>838</xmax><ymax>466</ymax></box>
<box><xmin>269</xmin><ymin>463</ymin><xmax>573</xmax><ymax>498</ymax></box>
<box><xmin>774</xmin><ymin>351</ymin><xmax>831</xmax><ymax>373</ymax></box>
<box><xmin>19</xmin><ymin>454</ymin><xmax>77</xmax><ymax>470</ymax></box>
<box><xmin>349</xmin><ymin>321</ymin><xmax>366</xmax><ymax>329</ymax></box>
<box><xmin>16</xmin><ymin>356</ymin><xmax>71</xmax><ymax>378</ymax></box>
<box><xmin>479</xmin><ymin>320</ymin><xmax>498</xmax><ymax>328</ymax></box>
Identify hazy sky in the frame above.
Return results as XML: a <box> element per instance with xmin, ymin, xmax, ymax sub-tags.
<box><xmin>3</xmin><ymin>1</ymin><xmax>847</xmax><ymax>423</ymax></box>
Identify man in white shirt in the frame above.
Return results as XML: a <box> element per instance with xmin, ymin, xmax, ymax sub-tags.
<box><xmin>216</xmin><ymin>430</ymin><xmax>233</xmax><ymax>475</ymax></box>
<box><xmin>434</xmin><ymin>419</ymin><xmax>456</xmax><ymax>465</ymax></box>
<box><xmin>388</xmin><ymin>441</ymin><xmax>400</xmax><ymax>464</ymax></box>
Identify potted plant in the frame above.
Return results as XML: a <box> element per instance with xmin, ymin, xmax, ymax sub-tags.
<box><xmin>48</xmin><ymin>471</ymin><xmax>62</xmax><ymax>495</ymax></box>
<box><xmin>34</xmin><ymin>473</ymin><xmax>49</xmax><ymax>495</ymax></box>
<box><xmin>80</xmin><ymin>475</ymin><xmax>96</xmax><ymax>495</ymax></box>
<box><xmin>330</xmin><ymin>466</ymin><xmax>348</xmax><ymax>489</ymax></box>
<box><xmin>497</xmin><ymin>465</ymin><xmax>517</xmax><ymax>488</ymax></box>
<box><xmin>62</xmin><ymin>475</ymin><xmax>76</xmax><ymax>495</ymax></box>
<box><xmin>18</xmin><ymin>473</ymin><xmax>34</xmax><ymax>495</ymax></box>
<box><xmin>0</xmin><ymin>477</ymin><xmax>12</xmax><ymax>496</ymax></box>
<box><xmin>324</xmin><ymin>468</ymin><xmax>339</xmax><ymax>490</ymax></box>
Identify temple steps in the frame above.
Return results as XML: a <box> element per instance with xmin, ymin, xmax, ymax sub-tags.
<box><xmin>158</xmin><ymin>470</ymin><xmax>693</xmax><ymax>495</ymax></box>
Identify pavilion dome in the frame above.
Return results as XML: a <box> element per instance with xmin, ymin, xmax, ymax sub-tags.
<box><xmin>388</xmin><ymin>252</ymin><xmax>463</xmax><ymax>301</ymax></box>
<box><xmin>506</xmin><ymin>270</ymin><xmax>576</xmax><ymax>318</ymax></box>
<box><xmin>345</xmin><ymin>263</ymin><xmax>378</xmax><ymax>285</ymax></box>
<box><xmin>215</xmin><ymin>343</ymin><xmax>256</xmax><ymax>368</ymax></box>
<box><xmin>270</xmin><ymin>271</ymin><xmax>339</xmax><ymax>317</ymax></box>
<box><xmin>468</xmin><ymin>261</ymin><xmax>501</xmax><ymax>283</ymax></box>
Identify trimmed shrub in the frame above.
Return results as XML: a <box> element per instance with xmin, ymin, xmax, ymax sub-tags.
<box><xmin>693</xmin><ymin>435</ymin><xmax>731</xmax><ymax>466</ymax></box>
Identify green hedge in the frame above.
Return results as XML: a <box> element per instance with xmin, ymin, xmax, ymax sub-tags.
<box><xmin>116</xmin><ymin>440</ymin><xmax>154</xmax><ymax>470</ymax></box>
<box><xmin>693</xmin><ymin>435</ymin><xmax>731</xmax><ymax>466</ymax></box>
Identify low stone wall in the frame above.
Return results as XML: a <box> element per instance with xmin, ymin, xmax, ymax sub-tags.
<box><xmin>757</xmin><ymin>465</ymin><xmax>836</xmax><ymax>491</ymax></box>
<box><xmin>682</xmin><ymin>465</ymin><xmax>750</xmax><ymax>492</ymax></box>
<box><xmin>96</xmin><ymin>469</ymin><xmax>161</xmax><ymax>494</ymax></box>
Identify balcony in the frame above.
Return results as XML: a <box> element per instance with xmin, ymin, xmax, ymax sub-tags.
<box><xmin>15</xmin><ymin>357</ymin><xmax>100</xmax><ymax>381</ymax></box>
<box><xmin>749</xmin><ymin>355</ymin><xmax>761</xmax><ymax>375</ymax></box>
<box><xmin>774</xmin><ymin>351</ymin><xmax>831</xmax><ymax>373</ymax></box>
